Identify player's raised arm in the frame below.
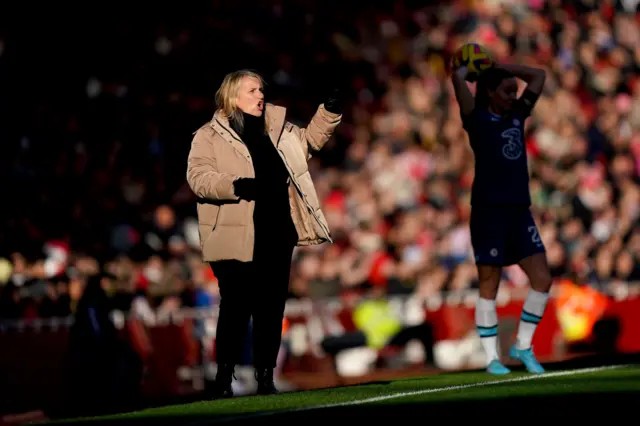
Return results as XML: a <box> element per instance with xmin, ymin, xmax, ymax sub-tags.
<box><xmin>496</xmin><ymin>64</ymin><xmax>546</xmax><ymax>112</ymax></box>
<box><xmin>451</xmin><ymin>66</ymin><xmax>475</xmax><ymax>117</ymax></box>
<box><xmin>497</xmin><ymin>64</ymin><xmax>546</xmax><ymax>95</ymax></box>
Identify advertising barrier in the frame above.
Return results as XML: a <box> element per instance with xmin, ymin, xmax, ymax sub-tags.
<box><xmin>0</xmin><ymin>285</ymin><xmax>638</xmax><ymax>412</ymax></box>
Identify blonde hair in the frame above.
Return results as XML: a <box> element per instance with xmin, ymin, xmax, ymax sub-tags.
<box><xmin>215</xmin><ymin>69</ymin><xmax>266</xmax><ymax>133</ymax></box>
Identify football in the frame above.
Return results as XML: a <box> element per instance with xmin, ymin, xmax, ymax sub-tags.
<box><xmin>452</xmin><ymin>43</ymin><xmax>493</xmax><ymax>81</ymax></box>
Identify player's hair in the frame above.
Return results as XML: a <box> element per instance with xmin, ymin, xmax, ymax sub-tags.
<box><xmin>215</xmin><ymin>69</ymin><xmax>266</xmax><ymax>132</ymax></box>
<box><xmin>475</xmin><ymin>67</ymin><xmax>514</xmax><ymax>109</ymax></box>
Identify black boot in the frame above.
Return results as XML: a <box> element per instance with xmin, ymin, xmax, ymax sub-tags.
<box><xmin>255</xmin><ymin>368</ymin><xmax>278</xmax><ymax>396</ymax></box>
<box><xmin>211</xmin><ymin>364</ymin><xmax>235</xmax><ymax>399</ymax></box>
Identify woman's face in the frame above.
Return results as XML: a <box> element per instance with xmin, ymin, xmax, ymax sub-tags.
<box><xmin>491</xmin><ymin>77</ymin><xmax>518</xmax><ymax>111</ymax></box>
<box><xmin>236</xmin><ymin>76</ymin><xmax>264</xmax><ymax>116</ymax></box>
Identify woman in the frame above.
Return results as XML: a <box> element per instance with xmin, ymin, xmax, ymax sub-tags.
<box><xmin>451</xmin><ymin>58</ymin><xmax>551</xmax><ymax>375</ymax></box>
<box><xmin>187</xmin><ymin>69</ymin><xmax>344</xmax><ymax>397</ymax></box>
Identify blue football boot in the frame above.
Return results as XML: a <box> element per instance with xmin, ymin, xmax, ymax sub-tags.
<box><xmin>510</xmin><ymin>345</ymin><xmax>545</xmax><ymax>374</ymax></box>
<box><xmin>486</xmin><ymin>359</ymin><xmax>511</xmax><ymax>375</ymax></box>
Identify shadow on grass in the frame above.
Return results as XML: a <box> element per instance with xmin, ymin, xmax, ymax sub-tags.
<box><xmin>48</xmin><ymin>389</ymin><xmax>640</xmax><ymax>426</ymax></box>
<box><xmin>48</xmin><ymin>352</ymin><xmax>640</xmax><ymax>426</ymax></box>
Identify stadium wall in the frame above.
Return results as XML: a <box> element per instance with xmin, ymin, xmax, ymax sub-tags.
<box><xmin>0</xmin><ymin>285</ymin><xmax>638</xmax><ymax>414</ymax></box>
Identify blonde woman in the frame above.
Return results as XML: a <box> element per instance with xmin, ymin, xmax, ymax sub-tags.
<box><xmin>187</xmin><ymin>69</ymin><xmax>344</xmax><ymax>397</ymax></box>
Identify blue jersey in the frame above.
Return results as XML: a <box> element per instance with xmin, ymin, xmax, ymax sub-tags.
<box><xmin>462</xmin><ymin>98</ymin><xmax>533</xmax><ymax>207</ymax></box>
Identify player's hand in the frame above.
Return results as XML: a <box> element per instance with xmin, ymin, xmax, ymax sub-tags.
<box><xmin>455</xmin><ymin>65</ymin><xmax>470</xmax><ymax>80</ymax></box>
<box><xmin>453</xmin><ymin>43</ymin><xmax>493</xmax><ymax>82</ymax></box>
<box><xmin>452</xmin><ymin>58</ymin><xmax>475</xmax><ymax>82</ymax></box>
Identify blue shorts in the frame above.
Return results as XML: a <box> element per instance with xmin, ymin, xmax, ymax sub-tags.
<box><xmin>470</xmin><ymin>206</ymin><xmax>545</xmax><ymax>266</ymax></box>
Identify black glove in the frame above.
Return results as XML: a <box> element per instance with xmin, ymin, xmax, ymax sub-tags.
<box><xmin>324</xmin><ymin>87</ymin><xmax>345</xmax><ymax>114</ymax></box>
<box><xmin>233</xmin><ymin>178</ymin><xmax>257</xmax><ymax>201</ymax></box>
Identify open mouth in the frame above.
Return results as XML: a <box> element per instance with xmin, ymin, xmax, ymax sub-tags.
<box><xmin>257</xmin><ymin>101</ymin><xmax>264</xmax><ymax>110</ymax></box>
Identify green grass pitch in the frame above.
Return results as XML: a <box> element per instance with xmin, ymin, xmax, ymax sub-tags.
<box><xmin>49</xmin><ymin>362</ymin><xmax>640</xmax><ymax>425</ymax></box>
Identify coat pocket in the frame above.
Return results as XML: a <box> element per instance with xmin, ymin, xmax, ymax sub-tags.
<box><xmin>197</xmin><ymin>204</ymin><xmax>221</xmax><ymax>230</ymax></box>
<box><xmin>216</xmin><ymin>202</ymin><xmax>250</xmax><ymax>226</ymax></box>
<box><xmin>198</xmin><ymin>223</ymin><xmax>213</xmax><ymax>248</ymax></box>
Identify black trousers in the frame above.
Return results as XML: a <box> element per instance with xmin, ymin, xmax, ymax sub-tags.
<box><xmin>210</xmin><ymin>239</ymin><xmax>294</xmax><ymax>369</ymax></box>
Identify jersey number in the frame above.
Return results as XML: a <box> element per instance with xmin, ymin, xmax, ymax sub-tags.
<box><xmin>528</xmin><ymin>226</ymin><xmax>543</xmax><ymax>248</ymax></box>
<box><xmin>501</xmin><ymin>128</ymin><xmax>523</xmax><ymax>160</ymax></box>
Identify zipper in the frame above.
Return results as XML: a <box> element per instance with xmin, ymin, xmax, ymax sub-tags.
<box><xmin>274</xmin><ymin>141</ymin><xmax>332</xmax><ymax>242</ymax></box>
<box><xmin>215</xmin><ymin>117</ymin><xmax>330</xmax><ymax>241</ymax></box>
<box><xmin>214</xmin><ymin>118</ymin><xmax>254</xmax><ymax>174</ymax></box>
<box><xmin>214</xmin><ymin>119</ymin><xmax>243</xmax><ymax>143</ymax></box>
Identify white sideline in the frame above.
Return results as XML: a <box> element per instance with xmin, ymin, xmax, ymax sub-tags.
<box><xmin>198</xmin><ymin>364</ymin><xmax>626</xmax><ymax>424</ymax></box>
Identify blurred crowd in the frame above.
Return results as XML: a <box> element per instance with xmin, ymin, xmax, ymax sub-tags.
<box><xmin>1</xmin><ymin>0</ymin><xmax>639</xmax><ymax>322</ymax></box>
